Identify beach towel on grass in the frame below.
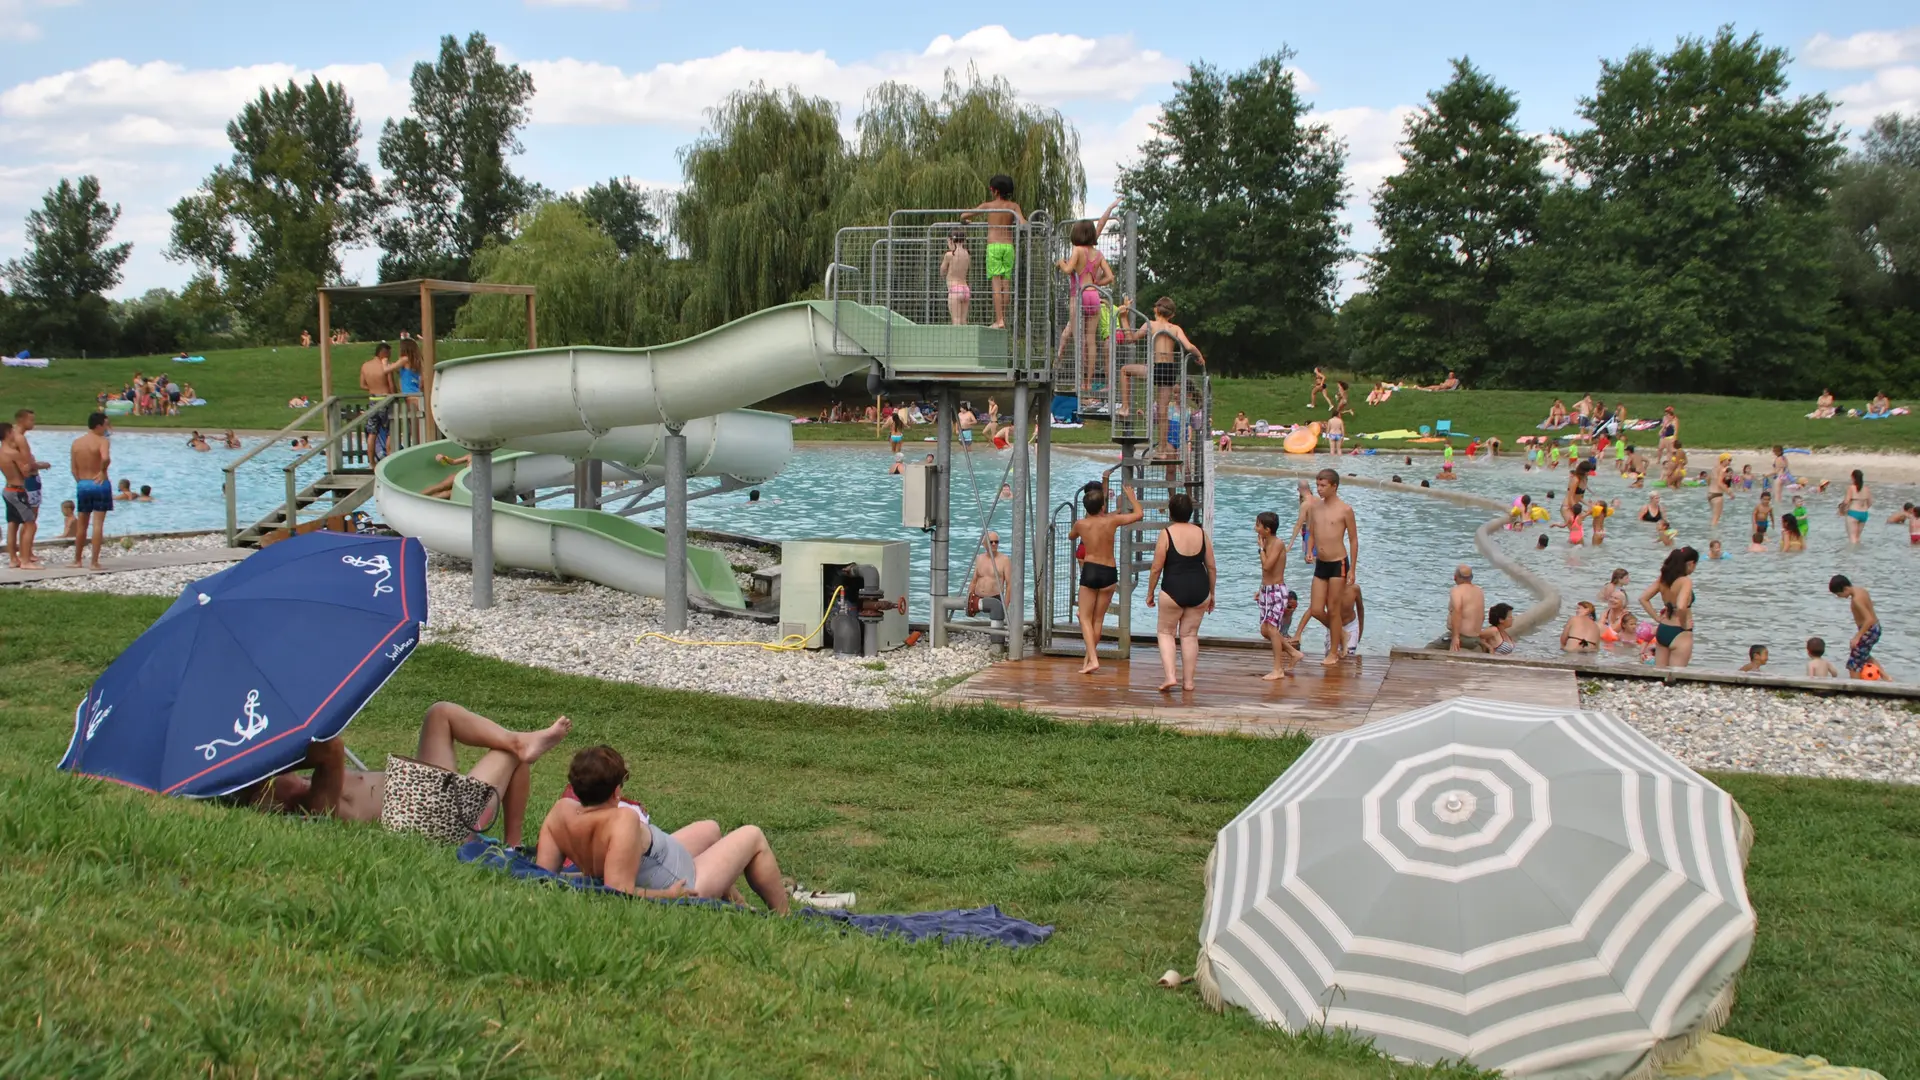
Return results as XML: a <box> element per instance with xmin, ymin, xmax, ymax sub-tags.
<box><xmin>1657</xmin><ymin>1033</ymin><xmax>1886</xmax><ymax>1079</ymax></box>
<box><xmin>457</xmin><ymin>837</ymin><xmax>1053</xmax><ymax>949</ymax></box>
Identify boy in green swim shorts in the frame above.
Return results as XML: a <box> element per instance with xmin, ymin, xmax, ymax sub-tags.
<box><xmin>961</xmin><ymin>174</ymin><xmax>1025</xmax><ymax>330</ymax></box>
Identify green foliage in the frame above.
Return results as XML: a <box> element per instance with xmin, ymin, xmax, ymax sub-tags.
<box><xmin>563</xmin><ymin>176</ymin><xmax>664</xmax><ymax>257</ymax></box>
<box><xmin>376</xmin><ymin>31</ymin><xmax>537</xmax><ymax>283</ymax></box>
<box><xmin>842</xmin><ymin>74</ymin><xmax>1085</xmax><ymax>228</ymax></box>
<box><xmin>1824</xmin><ymin>111</ymin><xmax>1920</xmax><ymax>396</ymax></box>
<box><xmin>1349</xmin><ymin>59</ymin><xmax>1546</xmax><ymax>386</ymax></box>
<box><xmin>674</xmin><ymin>85</ymin><xmax>852</xmax><ymax>329</ymax></box>
<box><xmin>455</xmin><ymin>202</ymin><xmax>682</xmax><ymax>347</ymax></box>
<box><xmin>1120</xmin><ymin>51</ymin><xmax>1349</xmax><ymax>376</ymax></box>
<box><xmin>166</xmin><ymin>78</ymin><xmax>378</xmax><ymax>344</ymax></box>
<box><xmin>1490</xmin><ymin>29</ymin><xmax>1842</xmax><ymax>394</ymax></box>
<box><xmin>3</xmin><ymin>176</ymin><xmax>132</xmax><ymax>356</ymax></box>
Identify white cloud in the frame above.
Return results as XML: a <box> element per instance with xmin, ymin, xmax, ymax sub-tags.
<box><xmin>1832</xmin><ymin>65</ymin><xmax>1920</xmax><ymax>127</ymax></box>
<box><xmin>1803</xmin><ymin>27</ymin><xmax>1920</xmax><ymax>70</ymax></box>
<box><xmin>526</xmin><ymin>25</ymin><xmax>1181</xmax><ymax>128</ymax></box>
<box><xmin>0</xmin><ymin>0</ymin><xmax>75</xmax><ymax>43</ymax></box>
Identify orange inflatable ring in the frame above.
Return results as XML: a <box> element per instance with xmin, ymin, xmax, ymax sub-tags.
<box><xmin>1283</xmin><ymin>423</ymin><xmax>1321</xmax><ymax>455</ymax></box>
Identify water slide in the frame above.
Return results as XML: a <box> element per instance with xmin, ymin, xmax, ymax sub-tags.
<box><xmin>374</xmin><ymin>302</ymin><xmax>872</xmax><ymax>608</ymax></box>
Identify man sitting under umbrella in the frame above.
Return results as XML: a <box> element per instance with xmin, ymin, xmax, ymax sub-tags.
<box><xmin>230</xmin><ymin>701</ymin><xmax>572</xmax><ymax>847</ymax></box>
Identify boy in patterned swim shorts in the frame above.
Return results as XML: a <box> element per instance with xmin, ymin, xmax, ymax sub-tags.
<box><xmin>1256</xmin><ymin>511</ymin><xmax>1301</xmax><ymax>680</ymax></box>
<box><xmin>1829</xmin><ymin>575</ymin><xmax>1886</xmax><ymax>680</ymax></box>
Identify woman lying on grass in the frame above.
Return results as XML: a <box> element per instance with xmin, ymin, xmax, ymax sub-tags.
<box><xmin>228</xmin><ymin>701</ymin><xmax>572</xmax><ymax>847</ymax></box>
<box><xmin>535</xmin><ymin>745</ymin><xmax>792</xmax><ymax>913</ymax></box>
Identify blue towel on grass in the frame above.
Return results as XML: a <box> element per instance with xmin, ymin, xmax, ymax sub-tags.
<box><xmin>457</xmin><ymin>837</ymin><xmax>1053</xmax><ymax>948</ymax></box>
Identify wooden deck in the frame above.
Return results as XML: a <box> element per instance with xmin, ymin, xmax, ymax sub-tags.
<box><xmin>939</xmin><ymin>648</ymin><xmax>1579</xmax><ymax>736</ymax></box>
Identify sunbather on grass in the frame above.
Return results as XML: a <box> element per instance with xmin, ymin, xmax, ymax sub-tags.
<box><xmin>229</xmin><ymin>701</ymin><xmax>572</xmax><ymax>847</ymax></box>
<box><xmin>535</xmin><ymin>745</ymin><xmax>792</xmax><ymax>913</ymax></box>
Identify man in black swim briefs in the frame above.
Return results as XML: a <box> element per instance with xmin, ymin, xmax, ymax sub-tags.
<box><xmin>1067</xmin><ymin>475</ymin><xmax>1142</xmax><ymax>674</ymax></box>
<box><xmin>1303</xmin><ymin>469</ymin><xmax>1359</xmax><ymax>666</ymax></box>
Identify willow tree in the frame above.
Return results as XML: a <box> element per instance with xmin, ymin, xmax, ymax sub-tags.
<box><xmin>455</xmin><ymin>202</ymin><xmax>680</xmax><ymax>347</ymax></box>
<box><xmin>841</xmin><ymin>74</ymin><xmax>1085</xmax><ymax>226</ymax></box>
<box><xmin>673</xmin><ymin>87</ymin><xmax>848</xmax><ymax>330</ymax></box>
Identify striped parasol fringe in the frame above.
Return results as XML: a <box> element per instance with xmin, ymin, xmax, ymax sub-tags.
<box><xmin>1195</xmin><ymin>844</ymin><xmax>1226</xmax><ymax>1011</ymax></box>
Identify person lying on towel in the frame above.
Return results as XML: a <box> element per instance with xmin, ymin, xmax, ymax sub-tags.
<box><xmin>535</xmin><ymin>745</ymin><xmax>792</xmax><ymax>913</ymax></box>
<box><xmin>230</xmin><ymin>701</ymin><xmax>571</xmax><ymax>847</ymax></box>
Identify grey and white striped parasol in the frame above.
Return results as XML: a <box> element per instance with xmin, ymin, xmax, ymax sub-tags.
<box><xmin>1197</xmin><ymin>697</ymin><xmax>1754</xmax><ymax>1080</ymax></box>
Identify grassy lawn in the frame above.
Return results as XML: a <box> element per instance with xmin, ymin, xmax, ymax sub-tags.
<box><xmin>1</xmin><ymin>343</ymin><xmax>509</xmax><ymax>432</ymax></box>
<box><xmin>797</xmin><ymin>376</ymin><xmax>1920</xmax><ymax>454</ymax></box>
<box><xmin>7</xmin><ymin>347</ymin><xmax>1915</xmax><ymax>454</ymax></box>
<box><xmin>3</xmin><ymin>589</ymin><xmax>1917</xmax><ymax>1077</ymax></box>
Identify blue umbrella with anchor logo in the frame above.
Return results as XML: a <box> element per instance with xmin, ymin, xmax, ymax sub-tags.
<box><xmin>58</xmin><ymin>531</ymin><xmax>429</xmax><ymax>797</ymax></box>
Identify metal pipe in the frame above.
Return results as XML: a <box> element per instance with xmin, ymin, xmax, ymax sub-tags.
<box><xmin>931</xmin><ymin>388</ymin><xmax>952</xmax><ymax>647</ymax></box>
<box><xmin>664</xmin><ymin>428</ymin><xmax>689</xmax><ymax>633</ymax></box>
<box><xmin>1034</xmin><ymin>387</ymin><xmax>1052</xmax><ymax>649</ymax></box>
<box><xmin>470</xmin><ymin>449</ymin><xmax>494</xmax><ymax>610</ymax></box>
<box><xmin>1008</xmin><ymin>384</ymin><xmax>1029</xmax><ymax>660</ymax></box>
<box><xmin>583</xmin><ymin>458</ymin><xmax>602</xmax><ymax>510</ymax></box>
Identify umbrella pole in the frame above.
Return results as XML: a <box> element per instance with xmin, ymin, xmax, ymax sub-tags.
<box><xmin>471</xmin><ymin>449</ymin><xmax>495</xmax><ymax>609</ymax></box>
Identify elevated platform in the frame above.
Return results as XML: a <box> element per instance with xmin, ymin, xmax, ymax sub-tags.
<box><xmin>828</xmin><ymin>301</ymin><xmax>1018</xmax><ymax>377</ymax></box>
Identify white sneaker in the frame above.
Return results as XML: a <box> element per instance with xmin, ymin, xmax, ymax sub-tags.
<box><xmin>790</xmin><ymin>885</ymin><xmax>857</xmax><ymax>909</ymax></box>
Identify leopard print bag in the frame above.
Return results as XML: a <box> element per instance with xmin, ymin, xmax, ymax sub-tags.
<box><xmin>379</xmin><ymin>754</ymin><xmax>498</xmax><ymax>845</ymax></box>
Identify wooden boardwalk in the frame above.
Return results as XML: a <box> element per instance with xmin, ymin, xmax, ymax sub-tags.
<box><xmin>940</xmin><ymin>648</ymin><xmax>1579</xmax><ymax>736</ymax></box>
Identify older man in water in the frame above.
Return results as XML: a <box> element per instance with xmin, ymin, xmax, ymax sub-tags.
<box><xmin>1447</xmin><ymin>565</ymin><xmax>1487</xmax><ymax>653</ymax></box>
<box><xmin>966</xmin><ymin>530</ymin><xmax>1013</xmax><ymax>624</ymax></box>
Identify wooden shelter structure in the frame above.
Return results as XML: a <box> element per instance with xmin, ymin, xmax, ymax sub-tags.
<box><xmin>316</xmin><ymin>279</ymin><xmax>537</xmax><ymax>441</ymax></box>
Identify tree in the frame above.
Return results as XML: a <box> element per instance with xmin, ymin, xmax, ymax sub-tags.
<box><xmin>167</xmin><ymin>78</ymin><xmax>378</xmax><ymax>343</ymax></box>
<box><xmin>670</xmin><ymin>73</ymin><xmax>1087</xmax><ymax>334</ymax></box>
<box><xmin>1119</xmin><ymin>52</ymin><xmax>1349</xmax><ymax>375</ymax></box>
<box><xmin>4</xmin><ymin>176</ymin><xmax>131</xmax><ymax>354</ymax></box>
<box><xmin>456</xmin><ymin>202</ymin><xmax>683</xmax><ymax>347</ymax></box>
<box><xmin>565</xmin><ymin>178</ymin><xmax>664</xmax><ymax>258</ymax></box>
<box><xmin>673</xmin><ymin>86</ymin><xmax>850</xmax><ymax>328</ymax></box>
<box><xmin>1826</xmin><ymin>111</ymin><xmax>1920</xmax><ymax>395</ymax></box>
<box><xmin>376</xmin><ymin>32</ymin><xmax>537</xmax><ymax>282</ymax></box>
<box><xmin>841</xmin><ymin>73</ymin><xmax>1084</xmax><ymax>227</ymax></box>
<box><xmin>1494</xmin><ymin>28</ymin><xmax>1841</xmax><ymax>395</ymax></box>
<box><xmin>1350</xmin><ymin>59</ymin><xmax>1546</xmax><ymax>385</ymax></box>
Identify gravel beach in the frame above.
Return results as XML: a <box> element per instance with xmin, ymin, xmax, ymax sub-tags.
<box><xmin>15</xmin><ymin>542</ymin><xmax>995</xmax><ymax>710</ymax></box>
<box><xmin>11</xmin><ymin>540</ymin><xmax>1917</xmax><ymax>782</ymax></box>
<box><xmin>1580</xmin><ymin>678</ymin><xmax>1919</xmax><ymax>785</ymax></box>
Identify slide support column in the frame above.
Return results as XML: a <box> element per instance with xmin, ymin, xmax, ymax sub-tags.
<box><xmin>470</xmin><ymin>449</ymin><xmax>495</xmax><ymax>610</ymax></box>
<box><xmin>1008</xmin><ymin>383</ymin><xmax>1029</xmax><ymax>660</ymax></box>
<box><xmin>931</xmin><ymin>388</ymin><xmax>953</xmax><ymax>648</ymax></box>
<box><xmin>665</xmin><ymin>426</ymin><xmax>689</xmax><ymax>633</ymax></box>
<box><xmin>1034</xmin><ymin>387</ymin><xmax>1052</xmax><ymax>649</ymax></box>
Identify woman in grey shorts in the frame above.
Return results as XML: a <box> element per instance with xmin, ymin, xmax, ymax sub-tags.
<box><xmin>539</xmin><ymin>745</ymin><xmax>792</xmax><ymax>913</ymax></box>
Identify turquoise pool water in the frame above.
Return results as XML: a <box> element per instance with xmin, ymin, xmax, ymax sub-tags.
<box><xmin>634</xmin><ymin>445</ymin><xmax>1498</xmax><ymax>656</ymax></box>
<box><xmin>21</xmin><ymin>430</ymin><xmax>329</xmax><ymax>535</ymax></box>
<box><xmin>1308</xmin><ymin>450</ymin><xmax>1919</xmax><ymax>674</ymax></box>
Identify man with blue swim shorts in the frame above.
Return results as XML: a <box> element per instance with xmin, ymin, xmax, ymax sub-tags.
<box><xmin>69</xmin><ymin>411</ymin><xmax>113</xmax><ymax>570</ymax></box>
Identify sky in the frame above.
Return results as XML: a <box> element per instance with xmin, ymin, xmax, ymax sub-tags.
<box><xmin>0</xmin><ymin>0</ymin><xmax>1915</xmax><ymax>301</ymax></box>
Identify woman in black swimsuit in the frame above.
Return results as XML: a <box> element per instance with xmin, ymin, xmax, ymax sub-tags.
<box><xmin>1638</xmin><ymin>546</ymin><xmax>1698</xmax><ymax>668</ymax></box>
<box><xmin>1146</xmin><ymin>492</ymin><xmax>1217</xmax><ymax>692</ymax></box>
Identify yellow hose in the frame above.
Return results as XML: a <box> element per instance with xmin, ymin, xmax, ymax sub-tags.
<box><xmin>636</xmin><ymin>587</ymin><xmax>846</xmax><ymax>652</ymax></box>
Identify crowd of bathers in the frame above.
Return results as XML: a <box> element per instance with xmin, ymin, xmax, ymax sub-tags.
<box><xmin>100</xmin><ymin>371</ymin><xmax>197</xmax><ymax>418</ymax></box>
